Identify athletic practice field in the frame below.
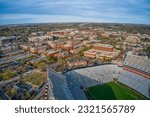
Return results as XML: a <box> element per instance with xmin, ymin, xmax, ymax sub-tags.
<box><xmin>86</xmin><ymin>81</ymin><xmax>148</xmax><ymax>100</ymax></box>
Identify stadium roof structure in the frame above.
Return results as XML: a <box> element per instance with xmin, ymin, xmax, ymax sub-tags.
<box><xmin>48</xmin><ymin>68</ymin><xmax>74</xmax><ymax>100</ymax></box>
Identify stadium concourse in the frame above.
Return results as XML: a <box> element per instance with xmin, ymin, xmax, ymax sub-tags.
<box><xmin>48</xmin><ymin>64</ymin><xmax>150</xmax><ymax>100</ymax></box>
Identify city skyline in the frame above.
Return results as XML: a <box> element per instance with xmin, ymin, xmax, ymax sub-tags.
<box><xmin>0</xmin><ymin>0</ymin><xmax>150</xmax><ymax>24</ymax></box>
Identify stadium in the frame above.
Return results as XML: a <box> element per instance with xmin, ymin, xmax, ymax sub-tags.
<box><xmin>48</xmin><ymin>54</ymin><xmax>150</xmax><ymax>100</ymax></box>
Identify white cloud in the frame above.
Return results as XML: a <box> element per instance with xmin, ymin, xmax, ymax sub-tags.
<box><xmin>1</xmin><ymin>13</ymin><xmax>149</xmax><ymax>24</ymax></box>
<box><xmin>0</xmin><ymin>0</ymin><xmax>149</xmax><ymax>24</ymax></box>
<box><xmin>0</xmin><ymin>14</ymin><xmax>101</xmax><ymax>24</ymax></box>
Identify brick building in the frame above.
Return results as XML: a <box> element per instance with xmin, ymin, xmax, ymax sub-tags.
<box><xmin>93</xmin><ymin>44</ymin><xmax>114</xmax><ymax>52</ymax></box>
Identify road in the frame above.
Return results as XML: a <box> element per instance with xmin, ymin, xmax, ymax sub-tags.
<box><xmin>0</xmin><ymin>88</ymin><xmax>10</xmax><ymax>100</ymax></box>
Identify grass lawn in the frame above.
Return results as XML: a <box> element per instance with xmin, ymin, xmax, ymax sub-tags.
<box><xmin>86</xmin><ymin>81</ymin><xmax>148</xmax><ymax>100</ymax></box>
<box><xmin>23</xmin><ymin>72</ymin><xmax>47</xmax><ymax>87</ymax></box>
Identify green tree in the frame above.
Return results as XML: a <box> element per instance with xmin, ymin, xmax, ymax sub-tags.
<box><xmin>24</xmin><ymin>92</ymin><xmax>31</xmax><ymax>99</ymax></box>
<box><xmin>0</xmin><ymin>73</ymin><xmax>3</xmax><ymax>81</ymax></box>
<box><xmin>2</xmin><ymin>70</ymin><xmax>13</xmax><ymax>80</ymax></box>
<box><xmin>37</xmin><ymin>62</ymin><xmax>46</xmax><ymax>71</ymax></box>
<box><xmin>21</xmin><ymin>58</ymin><xmax>26</xmax><ymax>64</ymax></box>
<box><xmin>45</xmin><ymin>56</ymin><xmax>57</xmax><ymax>63</ymax></box>
<box><xmin>11</xmin><ymin>87</ymin><xmax>17</xmax><ymax>95</ymax></box>
<box><xmin>29</xmin><ymin>55</ymin><xmax>34</xmax><ymax>60</ymax></box>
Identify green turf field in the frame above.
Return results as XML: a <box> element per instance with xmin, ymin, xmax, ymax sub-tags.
<box><xmin>86</xmin><ymin>81</ymin><xmax>148</xmax><ymax>100</ymax></box>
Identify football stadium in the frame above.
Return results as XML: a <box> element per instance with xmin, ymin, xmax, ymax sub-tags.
<box><xmin>86</xmin><ymin>82</ymin><xmax>147</xmax><ymax>100</ymax></box>
<box><xmin>48</xmin><ymin>54</ymin><xmax>150</xmax><ymax>100</ymax></box>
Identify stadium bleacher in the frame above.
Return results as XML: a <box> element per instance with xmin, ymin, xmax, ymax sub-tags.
<box><xmin>124</xmin><ymin>54</ymin><xmax>150</xmax><ymax>74</ymax></box>
<box><xmin>48</xmin><ymin>64</ymin><xmax>150</xmax><ymax>100</ymax></box>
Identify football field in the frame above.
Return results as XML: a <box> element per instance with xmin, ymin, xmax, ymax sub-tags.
<box><xmin>86</xmin><ymin>81</ymin><xmax>148</xmax><ymax>100</ymax></box>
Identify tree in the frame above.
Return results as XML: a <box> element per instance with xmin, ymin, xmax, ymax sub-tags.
<box><xmin>24</xmin><ymin>92</ymin><xmax>31</xmax><ymax>99</ymax></box>
<box><xmin>21</xmin><ymin>58</ymin><xmax>26</xmax><ymax>64</ymax></box>
<box><xmin>0</xmin><ymin>73</ymin><xmax>3</xmax><ymax>81</ymax></box>
<box><xmin>45</xmin><ymin>56</ymin><xmax>57</xmax><ymax>63</ymax></box>
<box><xmin>16</xmin><ymin>66</ymin><xmax>24</xmax><ymax>74</ymax></box>
<box><xmin>29</xmin><ymin>55</ymin><xmax>34</xmax><ymax>60</ymax></box>
<box><xmin>2</xmin><ymin>70</ymin><xmax>13</xmax><ymax>80</ymax></box>
<box><xmin>11</xmin><ymin>87</ymin><xmax>17</xmax><ymax>95</ymax></box>
<box><xmin>36</xmin><ymin>62</ymin><xmax>46</xmax><ymax>71</ymax></box>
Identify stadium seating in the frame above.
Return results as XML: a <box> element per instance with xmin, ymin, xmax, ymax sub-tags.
<box><xmin>124</xmin><ymin>54</ymin><xmax>150</xmax><ymax>74</ymax></box>
<box><xmin>119</xmin><ymin>70</ymin><xmax>150</xmax><ymax>98</ymax></box>
<box><xmin>48</xmin><ymin>64</ymin><xmax>150</xmax><ymax>99</ymax></box>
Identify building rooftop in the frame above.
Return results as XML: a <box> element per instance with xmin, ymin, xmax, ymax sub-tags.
<box><xmin>94</xmin><ymin>43</ymin><xmax>113</xmax><ymax>48</ymax></box>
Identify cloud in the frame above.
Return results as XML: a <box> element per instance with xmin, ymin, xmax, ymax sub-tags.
<box><xmin>0</xmin><ymin>0</ymin><xmax>149</xmax><ymax>24</ymax></box>
<box><xmin>0</xmin><ymin>13</ymin><xmax>149</xmax><ymax>25</ymax></box>
<box><xmin>0</xmin><ymin>14</ymin><xmax>101</xmax><ymax>24</ymax></box>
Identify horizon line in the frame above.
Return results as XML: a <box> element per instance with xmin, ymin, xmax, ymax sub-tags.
<box><xmin>0</xmin><ymin>22</ymin><xmax>150</xmax><ymax>26</ymax></box>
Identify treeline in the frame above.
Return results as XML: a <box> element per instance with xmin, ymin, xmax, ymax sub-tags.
<box><xmin>0</xmin><ymin>23</ymin><xmax>79</xmax><ymax>36</ymax></box>
<box><xmin>0</xmin><ymin>23</ymin><xmax>149</xmax><ymax>37</ymax></box>
<box><xmin>84</xmin><ymin>23</ymin><xmax>150</xmax><ymax>35</ymax></box>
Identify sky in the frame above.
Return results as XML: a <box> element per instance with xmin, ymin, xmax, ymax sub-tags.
<box><xmin>0</xmin><ymin>0</ymin><xmax>150</xmax><ymax>24</ymax></box>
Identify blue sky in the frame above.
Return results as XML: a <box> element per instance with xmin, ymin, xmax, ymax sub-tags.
<box><xmin>0</xmin><ymin>0</ymin><xmax>150</xmax><ymax>24</ymax></box>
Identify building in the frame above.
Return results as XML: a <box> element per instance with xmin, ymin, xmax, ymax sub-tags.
<box><xmin>47</xmin><ymin>32</ymin><xmax>52</xmax><ymax>36</ymax></box>
<box><xmin>0</xmin><ymin>45</ymin><xmax>18</xmax><ymax>53</ymax></box>
<box><xmin>93</xmin><ymin>44</ymin><xmax>114</xmax><ymax>52</ymax></box>
<box><xmin>42</xmin><ymin>50</ymin><xmax>57</xmax><ymax>57</ymax></box>
<box><xmin>101</xmin><ymin>33</ymin><xmax>110</xmax><ymax>38</ymax></box>
<box><xmin>84</xmin><ymin>44</ymin><xmax>120</xmax><ymax>60</ymax></box>
<box><xmin>37</xmin><ymin>46</ymin><xmax>47</xmax><ymax>54</ymax></box>
<box><xmin>67</xmin><ymin>58</ymin><xmax>87</xmax><ymax>67</ymax></box>
<box><xmin>61</xmin><ymin>44</ymin><xmax>73</xmax><ymax>51</ymax></box>
<box><xmin>47</xmin><ymin>41</ymin><xmax>63</xmax><ymax>50</ymax></box>
<box><xmin>29</xmin><ymin>47</ymin><xmax>37</xmax><ymax>53</ymax></box>
<box><xmin>29</xmin><ymin>46</ymin><xmax>47</xmax><ymax>54</ymax></box>
<box><xmin>84</xmin><ymin>49</ymin><xmax>96</xmax><ymax>58</ymax></box>
<box><xmin>52</xmin><ymin>31</ymin><xmax>66</xmax><ymax>38</ymax></box>
<box><xmin>28</xmin><ymin>36</ymin><xmax>50</xmax><ymax>42</ymax></box>
<box><xmin>0</xmin><ymin>36</ymin><xmax>18</xmax><ymax>45</ymax></box>
<box><xmin>19</xmin><ymin>45</ymin><xmax>29</xmax><ymax>50</ymax></box>
<box><xmin>125</xmin><ymin>35</ymin><xmax>141</xmax><ymax>43</ymax></box>
<box><xmin>55</xmin><ymin>51</ymin><xmax>69</xmax><ymax>58</ymax></box>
